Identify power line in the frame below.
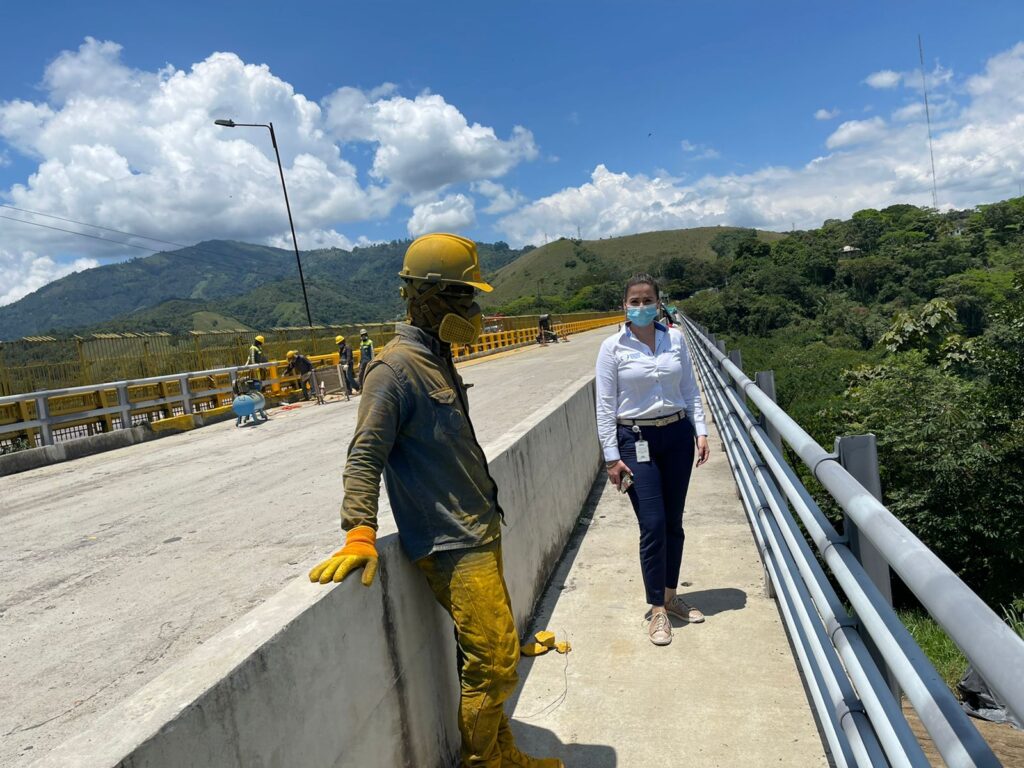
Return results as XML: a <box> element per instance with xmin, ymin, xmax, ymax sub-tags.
<box><xmin>0</xmin><ymin>214</ymin><xmax>156</xmax><ymax>252</ymax></box>
<box><xmin>0</xmin><ymin>203</ymin><xmax>201</xmax><ymax>251</ymax></box>
<box><xmin>919</xmin><ymin>34</ymin><xmax>940</xmax><ymax>208</ymax></box>
<box><xmin>0</xmin><ymin>207</ymin><xmax>308</xmax><ymax>281</ymax></box>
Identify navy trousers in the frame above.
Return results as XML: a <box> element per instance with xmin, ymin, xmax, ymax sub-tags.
<box><xmin>617</xmin><ymin>417</ymin><xmax>697</xmax><ymax>606</ymax></box>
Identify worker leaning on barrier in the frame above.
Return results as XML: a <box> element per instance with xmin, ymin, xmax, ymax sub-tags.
<box><xmin>309</xmin><ymin>233</ymin><xmax>563</xmax><ymax>768</ymax></box>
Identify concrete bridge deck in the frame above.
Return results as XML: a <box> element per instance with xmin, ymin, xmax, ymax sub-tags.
<box><xmin>1</xmin><ymin>326</ymin><xmax>827</xmax><ymax>767</ymax></box>
<box><xmin>0</xmin><ymin>331</ymin><xmax>611</xmax><ymax>765</ymax></box>
<box><xmin>509</xmin><ymin>417</ymin><xmax>828</xmax><ymax>766</ymax></box>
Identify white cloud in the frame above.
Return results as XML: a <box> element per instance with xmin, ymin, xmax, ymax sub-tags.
<box><xmin>322</xmin><ymin>87</ymin><xmax>537</xmax><ymax>192</ymax></box>
<box><xmin>0</xmin><ymin>247</ymin><xmax>98</xmax><ymax>305</ymax></box>
<box><xmin>680</xmin><ymin>139</ymin><xmax>720</xmax><ymax>160</ymax></box>
<box><xmin>0</xmin><ymin>38</ymin><xmax>537</xmax><ymax>306</ymax></box>
<box><xmin>826</xmin><ymin>117</ymin><xmax>887</xmax><ymax>149</ymax></box>
<box><xmin>866</xmin><ymin>69</ymin><xmax>902</xmax><ymax>89</ymax></box>
<box><xmin>266</xmin><ymin>228</ymin><xmax>355</xmax><ymax>251</ymax></box>
<box><xmin>407</xmin><ymin>194</ymin><xmax>476</xmax><ymax>237</ymax></box>
<box><xmin>471</xmin><ymin>180</ymin><xmax>525</xmax><ymax>214</ymax></box>
<box><xmin>499</xmin><ymin>42</ymin><xmax>1024</xmax><ymax>247</ymax></box>
<box><xmin>814</xmin><ymin>107</ymin><xmax>840</xmax><ymax>120</ymax></box>
<box><xmin>892</xmin><ymin>102</ymin><xmax>925</xmax><ymax>121</ymax></box>
<box><xmin>865</xmin><ymin>64</ymin><xmax>954</xmax><ymax>93</ymax></box>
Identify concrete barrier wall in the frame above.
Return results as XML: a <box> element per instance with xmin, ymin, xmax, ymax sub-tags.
<box><xmin>37</xmin><ymin>374</ymin><xmax>601</xmax><ymax>768</ymax></box>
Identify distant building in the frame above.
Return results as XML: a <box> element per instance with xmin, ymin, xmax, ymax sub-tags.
<box><xmin>839</xmin><ymin>245</ymin><xmax>862</xmax><ymax>255</ymax></box>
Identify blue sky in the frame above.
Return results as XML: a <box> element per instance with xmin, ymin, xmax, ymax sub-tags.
<box><xmin>2</xmin><ymin>0</ymin><xmax>1023</xmax><ymax>303</ymax></box>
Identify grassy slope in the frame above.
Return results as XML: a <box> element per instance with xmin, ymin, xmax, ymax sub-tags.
<box><xmin>483</xmin><ymin>227</ymin><xmax>786</xmax><ymax>308</ymax></box>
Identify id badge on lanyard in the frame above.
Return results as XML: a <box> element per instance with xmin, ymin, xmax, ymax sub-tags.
<box><xmin>632</xmin><ymin>425</ymin><xmax>651</xmax><ymax>463</ymax></box>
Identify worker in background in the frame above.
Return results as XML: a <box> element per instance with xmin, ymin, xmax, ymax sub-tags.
<box><xmin>357</xmin><ymin>328</ymin><xmax>374</xmax><ymax>389</ymax></box>
<box><xmin>537</xmin><ymin>314</ymin><xmax>568</xmax><ymax>345</ymax></box>
<box><xmin>282</xmin><ymin>350</ymin><xmax>324</xmax><ymax>404</ymax></box>
<box><xmin>308</xmin><ymin>233</ymin><xmax>563</xmax><ymax>768</ymax></box>
<box><xmin>247</xmin><ymin>334</ymin><xmax>268</xmax><ymax>380</ymax></box>
<box><xmin>336</xmin><ymin>334</ymin><xmax>358</xmax><ymax>396</ymax></box>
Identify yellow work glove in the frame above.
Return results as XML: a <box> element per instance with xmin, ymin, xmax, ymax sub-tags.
<box><xmin>308</xmin><ymin>526</ymin><xmax>378</xmax><ymax>587</ymax></box>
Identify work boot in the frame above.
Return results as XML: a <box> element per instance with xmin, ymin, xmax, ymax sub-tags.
<box><xmin>497</xmin><ymin>726</ymin><xmax>564</xmax><ymax>767</ymax></box>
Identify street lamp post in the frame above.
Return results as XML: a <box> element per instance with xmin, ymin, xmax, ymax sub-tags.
<box><xmin>214</xmin><ymin>119</ymin><xmax>315</xmax><ymax>335</ymax></box>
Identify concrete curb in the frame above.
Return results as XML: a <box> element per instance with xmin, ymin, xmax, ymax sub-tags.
<box><xmin>0</xmin><ymin>404</ymin><xmax>251</xmax><ymax>478</ymax></box>
<box><xmin>0</xmin><ymin>425</ymin><xmax>158</xmax><ymax>477</ymax></box>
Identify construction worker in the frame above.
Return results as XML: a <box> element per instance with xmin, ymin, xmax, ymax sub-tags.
<box><xmin>309</xmin><ymin>233</ymin><xmax>562</xmax><ymax>768</ymax></box>
<box><xmin>357</xmin><ymin>328</ymin><xmax>374</xmax><ymax>389</ymax></box>
<box><xmin>282</xmin><ymin>350</ymin><xmax>324</xmax><ymax>404</ymax></box>
<box><xmin>336</xmin><ymin>334</ymin><xmax>357</xmax><ymax>396</ymax></box>
<box><xmin>247</xmin><ymin>334</ymin><xmax>268</xmax><ymax>380</ymax></box>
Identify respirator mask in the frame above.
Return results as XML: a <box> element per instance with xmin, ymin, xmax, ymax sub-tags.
<box><xmin>401</xmin><ymin>279</ymin><xmax>483</xmax><ymax>346</ymax></box>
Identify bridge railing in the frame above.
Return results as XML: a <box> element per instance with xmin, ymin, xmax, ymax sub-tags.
<box><xmin>682</xmin><ymin>317</ymin><xmax>1022</xmax><ymax>768</ymax></box>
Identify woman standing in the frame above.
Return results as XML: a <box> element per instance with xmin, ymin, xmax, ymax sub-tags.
<box><xmin>595</xmin><ymin>273</ymin><xmax>710</xmax><ymax>646</ymax></box>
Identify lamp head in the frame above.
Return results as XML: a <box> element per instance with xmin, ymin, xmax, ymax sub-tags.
<box><xmin>214</xmin><ymin>119</ymin><xmax>236</xmax><ymax>127</ymax></box>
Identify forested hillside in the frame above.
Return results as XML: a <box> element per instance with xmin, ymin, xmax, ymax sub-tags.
<box><xmin>678</xmin><ymin>200</ymin><xmax>1023</xmax><ymax>608</ymax></box>
<box><xmin>484</xmin><ymin>227</ymin><xmax>784</xmax><ymax>313</ymax></box>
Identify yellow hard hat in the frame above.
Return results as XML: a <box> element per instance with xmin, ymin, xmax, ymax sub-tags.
<box><xmin>398</xmin><ymin>233</ymin><xmax>493</xmax><ymax>292</ymax></box>
<box><xmin>335</xmin><ymin>335</ymin><xmax>345</xmax><ymax>344</ymax></box>
<box><xmin>287</xmin><ymin>350</ymin><xmax>297</xmax><ymax>359</ymax></box>
<box><xmin>254</xmin><ymin>335</ymin><xmax>265</xmax><ymax>344</ymax></box>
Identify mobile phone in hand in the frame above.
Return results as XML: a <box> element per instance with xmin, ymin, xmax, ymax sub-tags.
<box><xmin>619</xmin><ymin>471</ymin><xmax>633</xmax><ymax>493</ymax></box>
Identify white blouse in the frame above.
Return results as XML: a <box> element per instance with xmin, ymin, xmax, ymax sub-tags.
<box><xmin>595</xmin><ymin>322</ymin><xmax>708</xmax><ymax>462</ymax></box>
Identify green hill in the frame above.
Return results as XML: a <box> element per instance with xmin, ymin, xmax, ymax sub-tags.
<box><xmin>0</xmin><ymin>238</ymin><xmax>527</xmax><ymax>339</ymax></box>
<box><xmin>482</xmin><ymin>227</ymin><xmax>785</xmax><ymax>312</ymax></box>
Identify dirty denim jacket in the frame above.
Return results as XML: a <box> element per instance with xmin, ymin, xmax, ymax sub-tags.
<box><xmin>341</xmin><ymin>323</ymin><xmax>503</xmax><ymax>561</ymax></box>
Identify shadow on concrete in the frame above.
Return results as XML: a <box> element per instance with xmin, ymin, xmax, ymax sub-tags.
<box><xmin>509</xmin><ymin>720</ymin><xmax>618</xmax><ymax>767</ymax></box>
<box><xmin>679</xmin><ymin>586</ymin><xmax>748</xmax><ymax>617</ymax></box>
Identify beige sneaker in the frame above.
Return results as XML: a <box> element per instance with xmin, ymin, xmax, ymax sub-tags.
<box><xmin>649</xmin><ymin>611</ymin><xmax>672</xmax><ymax>645</ymax></box>
<box><xmin>665</xmin><ymin>596</ymin><xmax>705</xmax><ymax>623</ymax></box>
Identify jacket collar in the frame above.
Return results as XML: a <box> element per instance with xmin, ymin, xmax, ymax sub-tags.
<box><xmin>395</xmin><ymin>322</ymin><xmax>450</xmax><ymax>357</ymax></box>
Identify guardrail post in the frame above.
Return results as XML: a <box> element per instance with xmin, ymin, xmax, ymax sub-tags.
<box><xmin>34</xmin><ymin>395</ymin><xmax>53</xmax><ymax>446</ymax></box>
<box><xmin>116</xmin><ymin>384</ymin><xmax>132</xmax><ymax>430</ymax></box>
<box><xmin>836</xmin><ymin>433</ymin><xmax>900</xmax><ymax>698</ymax></box>
<box><xmin>754</xmin><ymin>370</ymin><xmax>784</xmax><ymax>453</ymax></box>
<box><xmin>179</xmin><ymin>376</ymin><xmax>193</xmax><ymax>415</ymax></box>
<box><xmin>727</xmin><ymin>349</ymin><xmax>743</xmax><ymax>393</ymax></box>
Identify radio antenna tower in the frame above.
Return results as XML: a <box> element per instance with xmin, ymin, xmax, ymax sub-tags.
<box><xmin>918</xmin><ymin>34</ymin><xmax>939</xmax><ymax>208</ymax></box>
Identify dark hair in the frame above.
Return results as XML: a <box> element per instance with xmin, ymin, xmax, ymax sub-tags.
<box><xmin>623</xmin><ymin>272</ymin><xmax>661</xmax><ymax>301</ymax></box>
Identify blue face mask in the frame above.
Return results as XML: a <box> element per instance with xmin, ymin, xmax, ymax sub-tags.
<box><xmin>626</xmin><ymin>304</ymin><xmax>658</xmax><ymax>327</ymax></box>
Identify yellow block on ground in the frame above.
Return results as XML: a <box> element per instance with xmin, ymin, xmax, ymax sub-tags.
<box><xmin>150</xmin><ymin>414</ymin><xmax>197</xmax><ymax>433</ymax></box>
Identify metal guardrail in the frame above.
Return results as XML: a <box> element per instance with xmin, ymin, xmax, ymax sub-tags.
<box><xmin>682</xmin><ymin>317</ymin><xmax>1023</xmax><ymax>768</ymax></box>
<box><xmin>0</xmin><ymin>316</ymin><xmax>621</xmax><ymax>449</ymax></box>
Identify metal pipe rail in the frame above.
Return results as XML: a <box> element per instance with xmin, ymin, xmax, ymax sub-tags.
<box><xmin>0</xmin><ymin>360</ymin><xmax>301</xmax><ymax>448</ymax></box>
<box><xmin>682</xmin><ymin>317</ymin><xmax>1021</xmax><ymax>768</ymax></box>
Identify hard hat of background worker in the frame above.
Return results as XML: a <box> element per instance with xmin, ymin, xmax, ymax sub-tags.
<box><xmin>287</xmin><ymin>350</ymin><xmax>297</xmax><ymax>359</ymax></box>
<box><xmin>397</xmin><ymin>233</ymin><xmax>493</xmax><ymax>292</ymax></box>
<box><xmin>360</xmin><ymin>328</ymin><xmax>368</xmax><ymax>336</ymax></box>
<box><xmin>254</xmin><ymin>335</ymin><xmax>265</xmax><ymax>344</ymax></box>
<box><xmin>335</xmin><ymin>335</ymin><xmax>345</xmax><ymax>344</ymax></box>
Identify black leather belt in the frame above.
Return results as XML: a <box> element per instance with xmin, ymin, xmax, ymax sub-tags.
<box><xmin>617</xmin><ymin>411</ymin><xmax>685</xmax><ymax>428</ymax></box>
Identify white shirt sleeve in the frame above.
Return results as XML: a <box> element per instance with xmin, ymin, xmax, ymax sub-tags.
<box><xmin>677</xmin><ymin>334</ymin><xmax>708</xmax><ymax>437</ymax></box>
<box><xmin>594</xmin><ymin>339</ymin><xmax>621</xmax><ymax>461</ymax></box>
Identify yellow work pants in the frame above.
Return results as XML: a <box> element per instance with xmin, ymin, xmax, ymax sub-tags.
<box><xmin>417</xmin><ymin>539</ymin><xmax>520</xmax><ymax>768</ymax></box>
